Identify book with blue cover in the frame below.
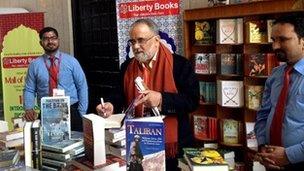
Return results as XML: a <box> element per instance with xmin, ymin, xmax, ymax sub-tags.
<box><xmin>41</xmin><ymin>96</ymin><xmax>70</xmax><ymax>143</ymax></box>
<box><xmin>126</xmin><ymin>116</ymin><xmax>165</xmax><ymax>171</ymax></box>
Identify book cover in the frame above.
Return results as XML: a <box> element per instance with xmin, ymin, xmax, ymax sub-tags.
<box><xmin>0</xmin><ymin>149</ymin><xmax>20</xmax><ymax>167</ymax></box>
<box><xmin>194</xmin><ymin>20</ymin><xmax>215</xmax><ymax>45</ymax></box>
<box><xmin>24</xmin><ymin>121</ymin><xmax>32</xmax><ymax>167</ymax></box>
<box><xmin>246</xmin><ymin>20</ymin><xmax>268</xmax><ymax>43</ymax></box>
<box><xmin>245</xmin><ymin>122</ymin><xmax>258</xmax><ymax>149</ymax></box>
<box><xmin>126</xmin><ymin>116</ymin><xmax>165</xmax><ymax>171</ymax></box>
<box><xmin>105</xmin><ymin>128</ymin><xmax>126</xmax><ymax>142</ymax></box>
<box><xmin>221</xmin><ymin>119</ymin><xmax>242</xmax><ymax>144</ymax></box>
<box><xmin>183</xmin><ymin>148</ymin><xmax>229</xmax><ymax>171</ymax></box>
<box><xmin>31</xmin><ymin>120</ymin><xmax>42</xmax><ymax>170</ymax></box>
<box><xmin>41</xmin><ymin>96</ymin><xmax>71</xmax><ymax>143</ymax></box>
<box><xmin>42</xmin><ymin>139</ymin><xmax>83</xmax><ymax>153</ymax></box>
<box><xmin>195</xmin><ymin>53</ymin><xmax>210</xmax><ymax>74</ymax></box>
<box><xmin>217</xmin><ymin>80</ymin><xmax>244</xmax><ymax>107</ymax></box>
<box><xmin>245</xmin><ymin>53</ymin><xmax>278</xmax><ymax>77</ymax></box>
<box><xmin>217</xmin><ymin>18</ymin><xmax>243</xmax><ymax>44</ymax></box>
<box><xmin>83</xmin><ymin>114</ymin><xmax>106</xmax><ymax>166</ymax></box>
<box><xmin>193</xmin><ymin>115</ymin><xmax>208</xmax><ymax>140</ymax></box>
<box><xmin>245</xmin><ymin>85</ymin><xmax>264</xmax><ymax>110</ymax></box>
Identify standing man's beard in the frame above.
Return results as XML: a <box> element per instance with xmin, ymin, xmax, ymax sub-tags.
<box><xmin>274</xmin><ymin>49</ymin><xmax>287</xmax><ymax>62</ymax></box>
<box><xmin>134</xmin><ymin>51</ymin><xmax>151</xmax><ymax>63</ymax></box>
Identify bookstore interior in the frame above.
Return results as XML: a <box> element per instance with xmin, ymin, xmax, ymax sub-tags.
<box><xmin>0</xmin><ymin>0</ymin><xmax>304</xmax><ymax>170</ymax></box>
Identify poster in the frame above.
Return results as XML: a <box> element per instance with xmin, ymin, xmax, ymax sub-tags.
<box><xmin>0</xmin><ymin>13</ymin><xmax>44</xmax><ymax>129</ymax></box>
<box><xmin>116</xmin><ymin>0</ymin><xmax>183</xmax><ymax>65</ymax></box>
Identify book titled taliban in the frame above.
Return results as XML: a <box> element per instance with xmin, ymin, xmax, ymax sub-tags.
<box><xmin>41</xmin><ymin>96</ymin><xmax>71</xmax><ymax>143</ymax></box>
<box><xmin>126</xmin><ymin>116</ymin><xmax>165</xmax><ymax>171</ymax></box>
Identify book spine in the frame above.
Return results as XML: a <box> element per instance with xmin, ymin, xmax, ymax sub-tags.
<box><xmin>31</xmin><ymin>125</ymin><xmax>42</xmax><ymax>169</ymax></box>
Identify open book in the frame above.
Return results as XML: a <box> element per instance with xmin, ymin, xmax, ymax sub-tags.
<box><xmin>104</xmin><ymin>113</ymin><xmax>125</xmax><ymax>129</ymax></box>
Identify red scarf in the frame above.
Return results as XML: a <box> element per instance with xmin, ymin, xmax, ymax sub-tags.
<box><xmin>124</xmin><ymin>43</ymin><xmax>178</xmax><ymax>158</ymax></box>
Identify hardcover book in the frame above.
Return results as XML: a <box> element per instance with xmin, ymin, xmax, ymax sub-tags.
<box><xmin>195</xmin><ymin>53</ymin><xmax>217</xmax><ymax>74</ymax></box>
<box><xmin>217</xmin><ymin>80</ymin><xmax>244</xmax><ymax>107</ymax></box>
<box><xmin>246</xmin><ymin>20</ymin><xmax>268</xmax><ymax>43</ymax></box>
<box><xmin>245</xmin><ymin>85</ymin><xmax>264</xmax><ymax>110</ymax></box>
<box><xmin>42</xmin><ymin>139</ymin><xmax>83</xmax><ymax>153</ymax></box>
<box><xmin>217</xmin><ymin>18</ymin><xmax>243</xmax><ymax>44</ymax></box>
<box><xmin>193</xmin><ymin>115</ymin><xmax>218</xmax><ymax>141</ymax></box>
<box><xmin>41</xmin><ymin>96</ymin><xmax>71</xmax><ymax>143</ymax></box>
<box><xmin>218</xmin><ymin>53</ymin><xmax>243</xmax><ymax>76</ymax></box>
<box><xmin>220</xmin><ymin>119</ymin><xmax>243</xmax><ymax>144</ymax></box>
<box><xmin>83</xmin><ymin>114</ymin><xmax>106</xmax><ymax>166</ymax></box>
<box><xmin>245</xmin><ymin>122</ymin><xmax>258</xmax><ymax>149</ymax></box>
<box><xmin>183</xmin><ymin>148</ymin><xmax>229</xmax><ymax>171</ymax></box>
<box><xmin>244</xmin><ymin>53</ymin><xmax>278</xmax><ymax>77</ymax></box>
<box><xmin>126</xmin><ymin>116</ymin><xmax>166</xmax><ymax>171</ymax></box>
<box><xmin>194</xmin><ymin>20</ymin><xmax>215</xmax><ymax>45</ymax></box>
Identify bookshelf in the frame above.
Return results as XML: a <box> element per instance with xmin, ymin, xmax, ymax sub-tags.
<box><xmin>183</xmin><ymin>0</ymin><xmax>304</xmax><ymax>167</ymax></box>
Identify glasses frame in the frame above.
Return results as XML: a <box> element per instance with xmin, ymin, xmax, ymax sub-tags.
<box><xmin>127</xmin><ymin>35</ymin><xmax>156</xmax><ymax>46</ymax></box>
<box><xmin>41</xmin><ymin>36</ymin><xmax>58</xmax><ymax>42</ymax></box>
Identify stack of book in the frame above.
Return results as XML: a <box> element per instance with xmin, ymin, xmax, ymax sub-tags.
<box><xmin>0</xmin><ymin>149</ymin><xmax>20</xmax><ymax>168</ymax></box>
<box><xmin>0</xmin><ymin>128</ymin><xmax>23</xmax><ymax>150</ymax></box>
<box><xmin>42</xmin><ymin>139</ymin><xmax>84</xmax><ymax>170</ymax></box>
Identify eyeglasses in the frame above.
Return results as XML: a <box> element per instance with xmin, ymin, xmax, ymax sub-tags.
<box><xmin>127</xmin><ymin>35</ymin><xmax>156</xmax><ymax>46</ymax></box>
<box><xmin>41</xmin><ymin>36</ymin><xmax>58</xmax><ymax>42</ymax></box>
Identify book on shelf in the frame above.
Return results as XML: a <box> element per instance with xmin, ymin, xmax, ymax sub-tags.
<box><xmin>41</xmin><ymin>96</ymin><xmax>71</xmax><ymax>143</ymax></box>
<box><xmin>199</xmin><ymin>81</ymin><xmax>216</xmax><ymax>103</ymax></box>
<box><xmin>0</xmin><ymin>149</ymin><xmax>20</xmax><ymax>167</ymax></box>
<box><xmin>245</xmin><ymin>85</ymin><xmax>264</xmax><ymax>110</ymax></box>
<box><xmin>193</xmin><ymin>115</ymin><xmax>217</xmax><ymax>140</ymax></box>
<box><xmin>126</xmin><ymin>116</ymin><xmax>166</xmax><ymax>171</ymax></box>
<box><xmin>245</xmin><ymin>122</ymin><xmax>258</xmax><ymax>149</ymax></box>
<box><xmin>220</xmin><ymin>119</ymin><xmax>243</xmax><ymax>145</ymax></box>
<box><xmin>83</xmin><ymin>113</ymin><xmax>106</xmax><ymax>166</ymax></box>
<box><xmin>0</xmin><ymin>128</ymin><xmax>23</xmax><ymax>141</ymax></box>
<box><xmin>216</xmin><ymin>18</ymin><xmax>243</xmax><ymax>44</ymax></box>
<box><xmin>194</xmin><ymin>20</ymin><xmax>215</xmax><ymax>45</ymax></box>
<box><xmin>105</xmin><ymin>113</ymin><xmax>125</xmax><ymax>129</ymax></box>
<box><xmin>246</xmin><ymin>20</ymin><xmax>268</xmax><ymax>43</ymax></box>
<box><xmin>218</xmin><ymin>53</ymin><xmax>243</xmax><ymax>75</ymax></box>
<box><xmin>183</xmin><ymin>148</ymin><xmax>229</xmax><ymax>171</ymax></box>
<box><xmin>71</xmin><ymin>154</ymin><xmax>120</xmax><ymax>171</ymax></box>
<box><xmin>267</xmin><ymin>19</ymin><xmax>274</xmax><ymax>43</ymax></box>
<box><xmin>194</xmin><ymin>53</ymin><xmax>216</xmax><ymax>74</ymax></box>
<box><xmin>217</xmin><ymin>80</ymin><xmax>244</xmax><ymax>107</ymax></box>
<box><xmin>244</xmin><ymin>53</ymin><xmax>278</xmax><ymax>77</ymax></box>
<box><xmin>42</xmin><ymin>139</ymin><xmax>83</xmax><ymax>153</ymax></box>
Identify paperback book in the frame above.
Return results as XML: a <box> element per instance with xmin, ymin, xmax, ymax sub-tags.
<box><xmin>126</xmin><ymin>116</ymin><xmax>165</xmax><ymax>171</ymax></box>
<box><xmin>0</xmin><ymin>149</ymin><xmax>20</xmax><ymax>167</ymax></box>
<box><xmin>41</xmin><ymin>96</ymin><xmax>71</xmax><ymax>143</ymax></box>
<box><xmin>42</xmin><ymin>139</ymin><xmax>83</xmax><ymax>153</ymax></box>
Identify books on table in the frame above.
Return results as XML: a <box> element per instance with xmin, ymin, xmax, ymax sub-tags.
<box><xmin>42</xmin><ymin>139</ymin><xmax>83</xmax><ymax>153</ymax></box>
<box><xmin>0</xmin><ymin>149</ymin><xmax>20</xmax><ymax>167</ymax></box>
<box><xmin>0</xmin><ymin>128</ymin><xmax>23</xmax><ymax>141</ymax></box>
<box><xmin>104</xmin><ymin>113</ymin><xmax>125</xmax><ymax>129</ymax></box>
<box><xmin>126</xmin><ymin>116</ymin><xmax>165</xmax><ymax>171</ymax></box>
<box><xmin>41</xmin><ymin>96</ymin><xmax>71</xmax><ymax>143</ymax></box>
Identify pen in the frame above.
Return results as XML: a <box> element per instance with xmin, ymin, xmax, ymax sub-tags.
<box><xmin>100</xmin><ymin>98</ymin><xmax>105</xmax><ymax>107</ymax></box>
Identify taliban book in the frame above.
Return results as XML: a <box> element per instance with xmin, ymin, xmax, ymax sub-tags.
<box><xmin>23</xmin><ymin>120</ymin><xmax>42</xmax><ymax>169</ymax></box>
<box><xmin>220</xmin><ymin>119</ymin><xmax>243</xmax><ymax>145</ymax></box>
<box><xmin>246</xmin><ymin>20</ymin><xmax>268</xmax><ymax>43</ymax></box>
<box><xmin>183</xmin><ymin>148</ymin><xmax>229</xmax><ymax>171</ymax></box>
<box><xmin>245</xmin><ymin>85</ymin><xmax>264</xmax><ymax>110</ymax></box>
<box><xmin>0</xmin><ymin>149</ymin><xmax>20</xmax><ymax>167</ymax></box>
<box><xmin>0</xmin><ymin>128</ymin><xmax>23</xmax><ymax>141</ymax></box>
<box><xmin>244</xmin><ymin>53</ymin><xmax>278</xmax><ymax>77</ymax></box>
<box><xmin>126</xmin><ymin>116</ymin><xmax>166</xmax><ymax>171</ymax></box>
<box><xmin>194</xmin><ymin>20</ymin><xmax>216</xmax><ymax>45</ymax></box>
<box><xmin>216</xmin><ymin>18</ymin><xmax>243</xmax><ymax>44</ymax></box>
<box><xmin>83</xmin><ymin>114</ymin><xmax>106</xmax><ymax>166</ymax></box>
<box><xmin>42</xmin><ymin>139</ymin><xmax>83</xmax><ymax>153</ymax></box>
<box><xmin>217</xmin><ymin>80</ymin><xmax>244</xmax><ymax>107</ymax></box>
<box><xmin>41</xmin><ymin>96</ymin><xmax>71</xmax><ymax>143</ymax></box>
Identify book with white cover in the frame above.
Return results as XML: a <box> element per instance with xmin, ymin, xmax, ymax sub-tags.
<box><xmin>0</xmin><ymin>129</ymin><xmax>23</xmax><ymax>141</ymax></box>
<box><xmin>217</xmin><ymin>80</ymin><xmax>244</xmax><ymax>107</ymax></box>
<box><xmin>83</xmin><ymin>114</ymin><xmax>106</xmax><ymax>166</ymax></box>
<box><xmin>105</xmin><ymin>113</ymin><xmax>125</xmax><ymax>129</ymax></box>
<box><xmin>41</xmin><ymin>96</ymin><xmax>70</xmax><ymax>143</ymax></box>
<box><xmin>42</xmin><ymin>139</ymin><xmax>83</xmax><ymax>153</ymax></box>
<box><xmin>246</xmin><ymin>122</ymin><xmax>258</xmax><ymax>149</ymax></box>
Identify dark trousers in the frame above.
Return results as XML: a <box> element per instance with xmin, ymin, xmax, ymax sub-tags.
<box><xmin>70</xmin><ymin>102</ymin><xmax>83</xmax><ymax>131</ymax></box>
<box><xmin>267</xmin><ymin>162</ymin><xmax>304</xmax><ymax>171</ymax></box>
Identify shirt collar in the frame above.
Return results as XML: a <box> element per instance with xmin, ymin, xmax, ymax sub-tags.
<box><xmin>293</xmin><ymin>58</ymin><xmax>304</xmax><ymax>75</ymax></box>
<box><xmin>44</xmin><ymin>51</ymin><xmax>60</xmax><ymax>59</ymax></box>
<box><xmin>141</xmin><ymin>50</ymin><xmax>158</xmax><ymax>69</ymax></box>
